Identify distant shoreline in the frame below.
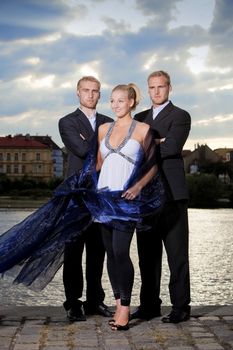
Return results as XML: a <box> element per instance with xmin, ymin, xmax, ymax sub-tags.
<box><xmin>0</xmin><ymin>196</ymin><xmax>232</xmax><ymax>210</ymax></box>
<box><xmin>0</xmin><ymin>196</ymin><xmax>50</xmax><ymax>209</ymax></box>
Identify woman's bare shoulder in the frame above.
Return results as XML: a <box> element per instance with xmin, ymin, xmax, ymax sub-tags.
<box><xmin>135</xmin><ymin>121</ymin><xmax>150</xmax><ymax>134</ymax></box>
<box><xmin>98</xmin><ymin>122</ymin><xmax>112</xmax><ymax>139</ymax></box>
<box><xmin>99</xmin><ymin>122</ymin><xmax>112</xmax><ymax>131</ymax></box>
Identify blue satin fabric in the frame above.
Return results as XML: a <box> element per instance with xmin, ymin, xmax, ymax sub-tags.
<box><xmin>0</xmin><ymin>133</ymin><xmax>164</xmax><ymax>290</ymax></box>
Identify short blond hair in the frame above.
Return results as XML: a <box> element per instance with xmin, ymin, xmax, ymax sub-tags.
<box><xmin>77</xmin><ymin>76</ymin><xmax>101</xmax><ymax>90</ymax></box>
<box><xmin>147</xmin><ymin>70</ymin><xmax>171</xmax><ymax>85</ymax></box>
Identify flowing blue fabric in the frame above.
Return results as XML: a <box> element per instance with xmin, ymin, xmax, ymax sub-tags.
<box><xmin>0</xmin><ymin>131</ymin><xmax>164</xmax><ymax>290</ymax></box>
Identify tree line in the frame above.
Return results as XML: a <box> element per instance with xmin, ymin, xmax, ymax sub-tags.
<box><xmin>0</xmin><ymin>172</ymin><xmax>233</xmax><ymax>208</ymax></box>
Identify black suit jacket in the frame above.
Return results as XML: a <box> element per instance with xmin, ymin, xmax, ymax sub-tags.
<box><xmin>59</xmin><ymin>108</ymin><xmax>113</xmax><ymax>177</ymax></box>
<box><xmin>134</xmin><ymin>102</ymin><xmax>191</xmax><ymax>200</ymax></box>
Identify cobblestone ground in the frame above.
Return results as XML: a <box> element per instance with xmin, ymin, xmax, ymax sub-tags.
<box><xmin>0</xmin><ymin>307</ymin><xmax>233</xmax><ymax>350</ymax></box>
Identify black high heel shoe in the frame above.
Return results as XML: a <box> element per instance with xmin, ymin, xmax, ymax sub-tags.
<box><xmin>111</xmin><ymin>322</ymin><xmax>129</xmax><ymax>331</ymax></box>
<box><xmin>108</xmin><ymin>311</ymin><xmax>128</xmax><ymax>325</ymax></box>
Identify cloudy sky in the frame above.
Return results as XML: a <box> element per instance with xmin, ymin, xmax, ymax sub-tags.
<box><xmin>0</xmin><ymin>0</ymin><xmax>232</xmax><ymax>150</ymax></box>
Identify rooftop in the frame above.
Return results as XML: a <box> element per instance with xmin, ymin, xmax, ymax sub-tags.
<box><xmin>0</xmin><ymin>135</ymin><xmax>49</xmax><ymax>149</ymax></box>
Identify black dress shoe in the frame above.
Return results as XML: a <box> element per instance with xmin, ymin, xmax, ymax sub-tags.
<box><xmin>66</xmin><ymin>304</ymin><xmax>86</xmax><ymax>322</ymax></box>
<box><xmin>130</xmin><ymin>307</ymin><xmax>161</xmax><ymax>321</ymax></box>
<box><xmin>83</xmin><ymin>302</ymin><xmax>113</xmax><ymax>317</ymax></box>
<box><xmin>162</xmin><ymin>309</ymin><xmax>190</xmax><ymax>324</ymax></box>
<box><xmin>96</xmin><ymin>303</ymin><xmax>113</xmax><ymax>317</ymax></box>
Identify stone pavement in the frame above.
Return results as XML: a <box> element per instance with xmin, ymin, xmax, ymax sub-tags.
<box><xmin>0</xmin><ymin>305</ymin><xmax>233</xmax><ymax>350</ymax></box>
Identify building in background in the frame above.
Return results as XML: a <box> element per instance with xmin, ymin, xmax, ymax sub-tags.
<box><xmin>183</xmin><ymin>144</ymin><xmax>233</xmax><ymax>183</ymax></box>
<box><xmin>31</xmin><ymin>135</ymin><xmax>64</xmax><ymax>178</ymax></box>
<box><xmin>1</xmin><ymin>134</ymin><xmax>232</xmax><ymax>184</ymax></box>
<box><xmin>214</xmin><ymin>148</ymin><xmax>233</xmax><ymax>163</ymax></box>
<box><xmin>183</xmin><ymin>144</ymin><xmax>221</xmax><ymax>174</ymax></box>
<box><xmin>0</xmin><ymin>134</ymin><xmax>54</xmax><ymax>182</ymax></box>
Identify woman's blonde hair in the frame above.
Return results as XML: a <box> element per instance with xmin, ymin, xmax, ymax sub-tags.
<box><xmin>112</xmin><ymin>83</ymin><xmax>141</xmax><ymax>110</ymax></box>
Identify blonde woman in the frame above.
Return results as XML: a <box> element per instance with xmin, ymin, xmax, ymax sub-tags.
<box><xmin>96</xmin><ymin>84</ymin><xmax>159</xmax><ymax>330</ymax></box>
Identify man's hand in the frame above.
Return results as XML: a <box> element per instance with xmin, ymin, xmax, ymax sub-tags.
<box><xmin>155</xmin><ymin>138</ymin><xmax>165</xmax><ymax>145</ymax></box>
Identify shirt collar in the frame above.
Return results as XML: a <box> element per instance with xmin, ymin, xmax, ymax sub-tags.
<box><xmin>79</xmin><ymin>107</ymin><xmax>97</xmax><ymax>130</ymax></box>
<box><xmin>153</xmin><ymin>100</ymin><xmax>170</xmax><ymax>119</ymax></box>
<box><xmin>79</xmin><ymin>106</ymin><xmax>97</xmax><ymax>119</ymax></box>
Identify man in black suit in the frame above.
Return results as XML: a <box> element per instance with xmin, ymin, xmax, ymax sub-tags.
<box><xmin>131</xmin><ymin>70</ymin><xmax>191</xmax><ymax>323</ymax></box>
<box><xmin>59</xmin><ymin>76</ymin><xmax>113</xmax><ymax>322</ymax></box>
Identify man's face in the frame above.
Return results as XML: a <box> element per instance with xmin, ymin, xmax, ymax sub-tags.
<box><xmin>148</xmin><ymin>76</ymin><xmax>171</xmax><ymax>107</ymax></box>
<box><xmin>77</xmin><ymin>80</ymin><xmax>100</xmax><ymax>109</ymax></box>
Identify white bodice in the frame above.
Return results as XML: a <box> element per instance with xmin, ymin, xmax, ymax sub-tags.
<box><xmin>97</xmin><ymin>138</ymin><xmax>141</xmax><ymax>190</ymax></box>
<box><xmin>97</xmin><ymin>120</ymin><xmax>142</xmax><ymax>191</ymax></box>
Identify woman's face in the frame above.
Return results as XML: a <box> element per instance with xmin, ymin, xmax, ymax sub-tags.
<box><xmin>110</xmin><ymin>89</ymin><xmax>134</xmax><ymax>118</ymax></box>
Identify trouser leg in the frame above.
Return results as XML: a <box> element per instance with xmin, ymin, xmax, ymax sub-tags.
<box><xmin>136</xmin><ymin>215</ymin><xmax>162</xmax><ymax>312</ymax></box>
<box><xmin>163</xmin><ymin>201</ymin><xmax>191</xmax><ymax>310</ymax></box>
<box><xmin>85</xmin><ymin>223</ymin><xmax>105</xmax><ymax>306</ymax></box>
<box><xmin>63</xmin><ymin>235</ymin><xmax>85</xmax><ymax>310</ymax></box>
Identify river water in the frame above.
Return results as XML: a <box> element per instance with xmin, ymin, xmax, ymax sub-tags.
<box><xmin>0</xmin><ymin>208</ymin><xmax>232</xmax><ymax>307</ymax></box>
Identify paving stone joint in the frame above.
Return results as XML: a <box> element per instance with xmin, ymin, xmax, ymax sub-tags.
<box><xmin>0</xmin><ymin>305</ymin><xmax>233</xmax><ymax>350</ymax></box>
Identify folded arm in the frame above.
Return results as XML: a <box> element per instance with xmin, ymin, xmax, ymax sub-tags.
<box><xmin>59</xmin><ymin>118</ymin><xmax>92</xmax><ymax>159</ymax></box>
<box><xmin>159</xmin><ymin>112</ymin><xmax>191</xmax><ymax>159</ymax></box>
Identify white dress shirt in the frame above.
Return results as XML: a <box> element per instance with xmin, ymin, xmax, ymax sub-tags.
<box><xmin>153</xmin><ymin>100</ymin><xmax>170</xmax><ymax>119</ymax></box>
<box><xmin>79</xmin><ymin>107</ymin><xmax>96</xmax><ymax>130</ymax></box>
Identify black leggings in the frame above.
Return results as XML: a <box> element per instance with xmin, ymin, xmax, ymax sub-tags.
<box><xmin>101</xmin><ymin>226</ymin><xmax>134</xmax><ymax>306</ymax></box>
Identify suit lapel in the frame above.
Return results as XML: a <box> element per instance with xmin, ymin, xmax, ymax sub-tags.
<box><xmin>95</xmin><ymin>113</ymin><xmax>103</xmax><ymax>129</ymax></box>
<box><xmin>76</xmin><ymin>108</ymin><xmax>94</xmax><ymax>135</ymax></box>
<box><xmin>153</xmin><ymin>101</ymin><xmax>173</xmax><ymax>125</ymax></box>
<box><xmin>95</xmin><ymin>113</ymin><xmax>110</xmax><ymax>129</ymax></box>
<box><xmin>142</xmin><ymin>108</ymin><xmax>153</xmax><ymax>124</ymax></box>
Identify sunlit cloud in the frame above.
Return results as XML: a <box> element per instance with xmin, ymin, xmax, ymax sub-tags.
<box><xmin>193</xmin><ymin>114</ymin><xmax>233</xmax><ymax>126</ymax></box>
<box><xmin>143</xmin><ymin>54</ymin><xmax>158</xmax><ymax>71</ymax></box>
<box><xmin>0</xmin><ymin>112</ymin><xmax>31</xmax><ymax>124</ymax></box>
<box><xmin>186</xmin><ymin>137</ymin><xmax>233</xmax><ymax>151</ymax></box>
<box><xmin>164</xmin><ymin>54</ymin><xmax>180</xmax><ymax>62</ymax></box>
<box><xmin>101</xmin><ymin>82</ymin><xmax>112</xmax><ymax>90</ymax></box>
<box><xmin>0</xmin><ymin>113</ymin><xmax>51</xmax><ymax>130</ymax></box>
<box><xmin>0</xmin><ymin>0</ymin><xmax>232</xmax><ymax>150</ymax></box>
<box><xmin>60</xmin><ymin>82</ymin><xmax>73</xmax><ymax>89</ymax></box>
<box><xmin>77</xmin><ymin>61</ymin><xmax>101</xmax><ymax>80</ymax></box>
<box><xmin>65</xmin><ymin>0</ymin><xmax>149</xmax><ymax>36</ymax></box>
<box><xmin>0</xmin><ymin>33</ymin><xmax>61</xmax><ymax>57</ymax></box>
<box><xmin>208</xmin><ymin>84</ymin><xmax>233</xmax><ymax>92</ymax></box>
<box><xmin>24</xmin><ymin>57</ymin><xmax>41</xmax><ymax>65</ymax></box>
<box><xmin>0</xmin><ymin>109</ymin><xmax>60</xmax><ymax>129</ymax></box>
<box><xmin>16</xmin><ymin>74</ymin><xmax>55</xmax><ymax>89</ymax></box>
<box><xmin>187</xmin><ymin>46</ymin><xmax>231</xmax><ymax>75</ymax></box>
<box><xmin>187</xmin><ymin>46</ymin><xmax>209</xmax><ymax>74</ymax></box>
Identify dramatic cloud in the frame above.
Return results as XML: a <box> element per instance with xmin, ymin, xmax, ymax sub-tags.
<box><xmin>0</xmin><ymin>0</ymin><xmax>232</xmax><ymax>150</ymax></box>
